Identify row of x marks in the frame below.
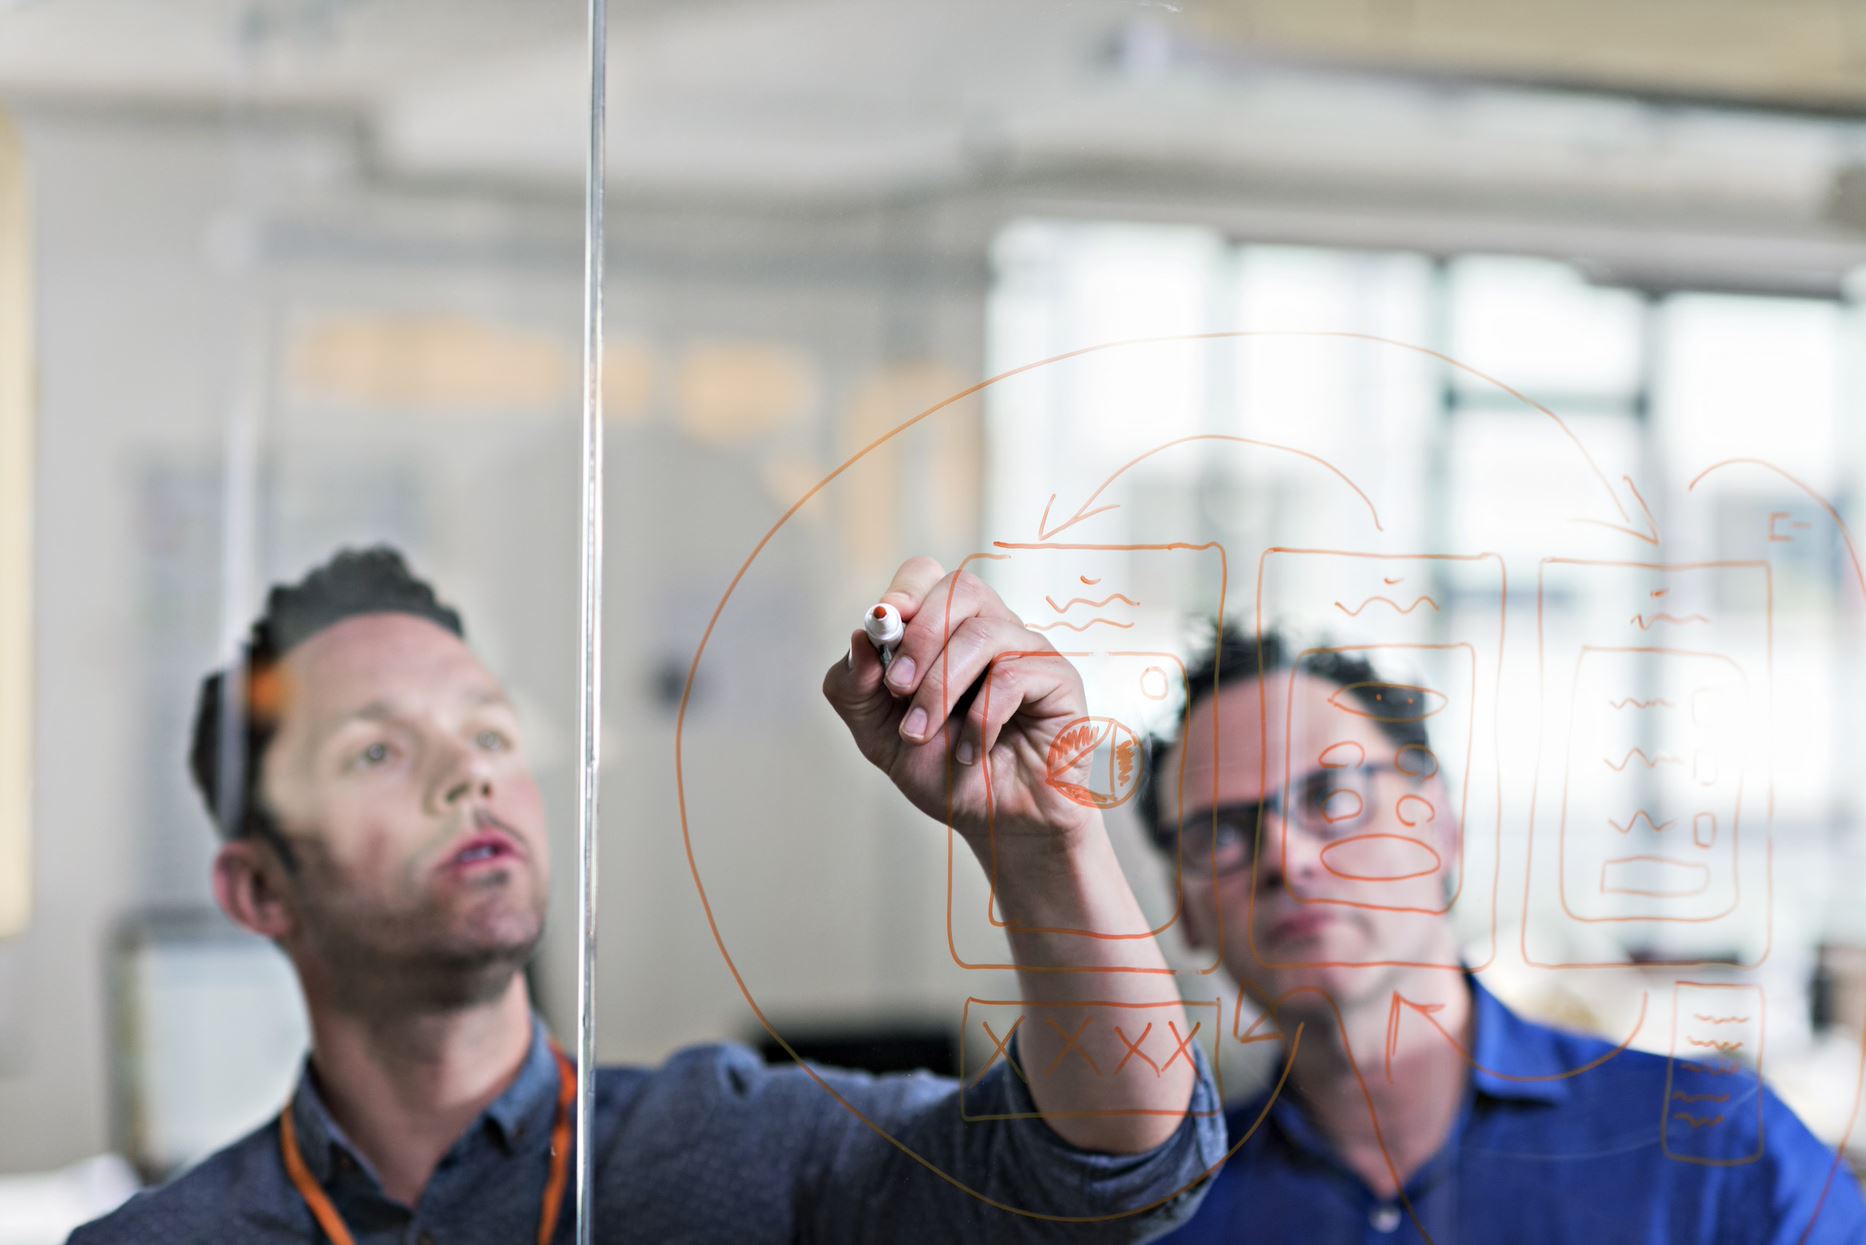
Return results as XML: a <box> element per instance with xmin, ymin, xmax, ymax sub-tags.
<box><xmin>973</xmin><ymin>1016</ymin><xmax>1203</xmax><ymax>1083</ymax></box>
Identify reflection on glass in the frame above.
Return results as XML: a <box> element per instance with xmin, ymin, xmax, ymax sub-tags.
<box><xmin>7</xmin><ymin>5</ymin><xmax>1866</xmax><ymax>1242</ymax></box>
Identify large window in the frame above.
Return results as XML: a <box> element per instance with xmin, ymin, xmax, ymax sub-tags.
<box><xmin>987</xmin><ymin>219</ymin><xmax>1865</xmax><ymax>1146</ymax></box>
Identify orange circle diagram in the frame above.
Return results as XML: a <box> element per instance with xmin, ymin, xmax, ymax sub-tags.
<box><xmin>674</xmin><ymin>332</ymin><xmax>1504</xmax><ymax>1226</ymax></box>
<box><xmin>673</xmin><ymin>330</ymin><xmax>1866</xmax><ymax>1235</ymax></box>
<box><xmin>1140</xmin><ymin>665</ymin><xmax>1171</xmax><ymax>700</ymax></box>
<box><xmin>1044</xmin><ymin>715</ymin><xmax>1143</xmax><ymax>810</ymax></box>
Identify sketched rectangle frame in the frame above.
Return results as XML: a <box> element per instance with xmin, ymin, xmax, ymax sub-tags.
<box><xmin>1662</xmin><ymin>981</ymin><xmax>1766</xmax><ymax>1167</ymax></box>
<box><xmin>957</xmin><ymin>997</ymin><xmax>1224</xmax><ymax>1122</ymax></box>
<box><xmin>1250</xmin><ymin>549</ymin><xmax>1506</xmax><ymax>974</ymax></box>
<box><xmin>943</xmin><ymin>542</ymin><xmax>1229</xmax><ymax>975</ymax></box>
<box><xmin>1525</xmin><ymin>558</ymin><xmax>1775</xmax><ymax>971</ymax></box>
<box><xmin>1281</xmin><ymin>640</ymin><xmax>1477</xmax><ymax>917</ymax></box>
<box><xmin>1557</xmin><ymin>645</ymin><xmax>1748</xmax><ymax>925</ymax></box>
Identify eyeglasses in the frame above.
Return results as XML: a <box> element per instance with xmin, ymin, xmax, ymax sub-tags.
<box><xmin>1155</xmin><ymin>764</ymin><xmax>1420</xmax><ymax>878</ymax></box>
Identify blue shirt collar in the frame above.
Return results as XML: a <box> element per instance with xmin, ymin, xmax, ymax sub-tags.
<box><xmin>1236</xmin><ymin>975</ymin><xmax>1568</xmax><ymax>1193</ymax></box>
<box><xmin>289</xmin><ymin>1014</ymin><xmax>562</xmax><ymax>1185</ymax></box>
<box><xmin>1240</xmin><ymin>972</ymin><xmax>1571</xmax><ymax>1143</ymax></box>
<box><xmin>1465</xmin><ymin>974</ymin><xmax>1572</xmax><ymax>1105</ymax></box>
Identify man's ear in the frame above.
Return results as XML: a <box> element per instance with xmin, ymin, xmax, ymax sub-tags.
<box><xmin>213</xmin><ymin>839</ymin><xmax>297</xmax><ymax>941</ymax></box>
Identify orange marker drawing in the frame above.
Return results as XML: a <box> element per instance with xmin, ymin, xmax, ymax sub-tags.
<box><xmin>1664</xmin><ymin>982</ymin><xmax>1766</xmax><ymax>1166</ymax></box>
<box><xmin>1334</xmin><ymin>593</ymin><xmax>1441</xmax><ymax>618</ymax></box>
<box><xmin>1604</xmin><ymin>748</ymin><xmax>1685</xmax><ymax>771</ymax></box>
<box><xmin>1630</xmin><ymin>611</ymin><xmax>1712</xmax><ymax>630</ymax></box>
<box><xmin>1607</xmin><ymin>810</ymin><xmax>1677</xmax><ymax>835</ymax></box>
<box><xmin>664</xmin><ymin>332</ymin><xmax>1866</xmax><ymax>1232</ymax></box>
<box><xmin>1044</xmin><ymin>592</ymin><xmax>1140</xmax><ymax>614</ymax></box>
<box><xmin>959</xmin><ymin>999</ymin><xmax>1224</xmax><ymax>1121</ymax></box>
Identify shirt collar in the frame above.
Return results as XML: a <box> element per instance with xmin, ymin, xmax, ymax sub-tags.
<box><xmin>1465</xmin><ymin>973</ymin><xmax>1571</xmax><ymax>1105</ymax></box>
<box><xmin>1235</xmin><ymin>972</ymin><xmax>1570</xmax><ymax>1142</ymax></box>
<box><xmin>485</xmin><ymin>1014</ymin><xmax>565</xmax><ymax>1151</ymax></box>
<box><xmin>288</xmin><ymin>1013</ymin><xmax>563</xmax><ymax>1183</ymax></box>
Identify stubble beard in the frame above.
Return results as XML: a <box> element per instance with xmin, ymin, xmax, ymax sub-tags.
<box><xmin>304</xmin><ymin>874</ymin><xmax>548</xmax><ymax>1014</ymax></box>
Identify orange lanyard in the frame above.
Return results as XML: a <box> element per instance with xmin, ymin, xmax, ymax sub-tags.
<box><xmin>279</xmin><ymin>1043</ymin><xmax>577</xmax><ymax>1245</ymax></box>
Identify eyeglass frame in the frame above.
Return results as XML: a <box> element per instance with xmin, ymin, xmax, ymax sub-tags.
<box><xmin>1150</xmin><ymin>762</ymin><xmax>1436</xmax><ymax>879</ymax></box>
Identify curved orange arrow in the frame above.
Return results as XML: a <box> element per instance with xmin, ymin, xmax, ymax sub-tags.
<box><xmin>1233</xmin><ymin>992</ymin><xmax>1289</xmax><ymax>1046</ymax></box>
<box><xmin>1384</xmin><ymin>989</ymin><xmax>1649</xmax><ymax>1085</ymax></box>
<box><xmin>1037</xmin><ymin>433</ymin><xmax>1385</xmax><ymax>540</ymax></box>
<box><xmin>1026</xmin><ymin>333</ymin><xmax>1657</xmax><ymax>545</ymax></box>
<box><xmin>1573</xmin><ymin>473</ymin><xmax>1661</xmax><ymax>545</ymax></box>
<box><xmin>1689</xmin><ymin>458</ymin><xmax>1866</xmax><ymax>597</ymax></box>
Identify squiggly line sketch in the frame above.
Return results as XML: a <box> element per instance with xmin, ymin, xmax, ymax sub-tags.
<box><xmin>1687</xmin><ymin>1037</ymin><xmax>1745</xmax><ymax>1054</ymax></box>
<box><xmin>1608</xmin><ymin>810</ymin><xmax>1676</xmax><ymax>834</ymax></box>
<box><xmin>1630</xmin><ymin>611</ymin><xmax>1711</xmax><ymax>630</ymax></box>
<box><xmin>1334</xmin><ymin>594</ymin><xmax>1441</xmax><ymax>618</ymax></box>
<box><xmin>1673</xmin><ymin>1112</ymin><xmax>1727</xmax><ymax>1129</ymax></box>
<box><xmin>1052</xmin><ymin>721</ymin><xmax>1113</xmax><ymax>774</ymax></box>
<box><xmin>1604</xmin><ymin>748</ymin><xmax>1685</xmax><ymax>771</ymax></box>
<box><xmin>1610</xmin><ymin>697</ymin><xmax>1674</xmax><ymax>710</ymax></box>
<box><xmin>1027</xmin><ymin>618</ymin><xmax>1135</xmax><ymax>633</ymax></box>
<box><xmin>1044</xmin><ymin>593</ymin><xmax>1140</xmax><ymax>614</ymax></box>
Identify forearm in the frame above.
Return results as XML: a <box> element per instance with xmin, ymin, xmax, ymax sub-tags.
<box><xmin>982</xmin><ymin>818</ymin><xmax>1198</xmax><ymax>1154</ymax></box>
<box><xmin>822</xmin><ymin>559</ymin><xmax>1206</xmax><ymax>1158</ymax></box>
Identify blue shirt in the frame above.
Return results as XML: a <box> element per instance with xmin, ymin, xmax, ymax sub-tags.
<box><xmin>70</xmin><ymin>1016</ymin><xmax>1225</xmax><ymax>1244</ymax></box>
<box><xmin>1157</xmin><ymin>979</ymin><xmax>1866</xmax><ymax>1244</ymax></box>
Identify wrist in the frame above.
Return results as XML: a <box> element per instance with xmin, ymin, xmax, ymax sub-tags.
<box><xmin>962</xmin><ymin>806</ymin><xmax>1104</xmax><ymax>870</ymax></box>
<box><xmin>968</xmin><ymin>813</ymin><xmax>1120</xmax><ymax>924</ymax></box>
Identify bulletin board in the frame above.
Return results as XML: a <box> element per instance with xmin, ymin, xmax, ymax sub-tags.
<box><xmin>0</xmin><ymin>110</ymin><xmax>31</xmax><ymax>940</ymax></box>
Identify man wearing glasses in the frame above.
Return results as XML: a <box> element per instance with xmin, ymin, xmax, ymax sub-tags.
<box><xmin>1138</xmin><ymin>623</ymin><xmax>1866</xmax><ymax>1243</ymax></box>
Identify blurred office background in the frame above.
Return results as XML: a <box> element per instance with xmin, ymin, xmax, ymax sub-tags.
<box><xmin>6</xmin><ymin>0</ymin><xmax>1866</xmax><ymax>1237</ymax></box>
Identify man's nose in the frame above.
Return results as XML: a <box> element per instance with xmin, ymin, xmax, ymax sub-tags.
<box><xmin>445</xmin><ymin>774</ymin><xmax>493</xmax><ymax>804</ymax></box>
<box><xmin>1252</xmin><ymin>807</ymin><xmax>1318</xmax><ymax>890</ymax></box>
<box><xmin>432</xmin><ymin>745</ymin><xmax>495</xmax><ymax>811</ymax></box>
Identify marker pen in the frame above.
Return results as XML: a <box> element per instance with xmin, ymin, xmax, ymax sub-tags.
<box><xmin>864</xmin><ymin>603</ymin><xmax>904</xmax><ymax>671</ymax></box>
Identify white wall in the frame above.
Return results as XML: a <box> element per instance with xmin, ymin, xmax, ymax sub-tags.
<box><xmin>0</xmin><ymin>107</ymin><xmax>305</xmax><ymax>1172</ymax></box>
<box><xmin>0</xmin><ymin>103</ymin><xmax>999</xmax><ymax>1173</ymax></box>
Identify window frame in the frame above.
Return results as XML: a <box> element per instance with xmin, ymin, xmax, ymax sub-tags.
<box><xmin>1</xmin><ymin>108</ymin><xmax>33</xmax><ymax>939</ymax></box>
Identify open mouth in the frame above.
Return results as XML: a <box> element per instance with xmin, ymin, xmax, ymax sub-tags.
<box><xmin>445</xmin><ymin>829</ymin><xmax>522</xmax><ymax>872</ymax></box>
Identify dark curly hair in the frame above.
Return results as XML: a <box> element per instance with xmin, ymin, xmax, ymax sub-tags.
<box><xmin>1134</xmin><ymin>621</ymin><xmax>1431</xmax><ymax>844</ymax></box>
<box><xmin>187</xmin><ymin>546</ymin><xmax>465</xmax><ymax>868</ymax></box>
